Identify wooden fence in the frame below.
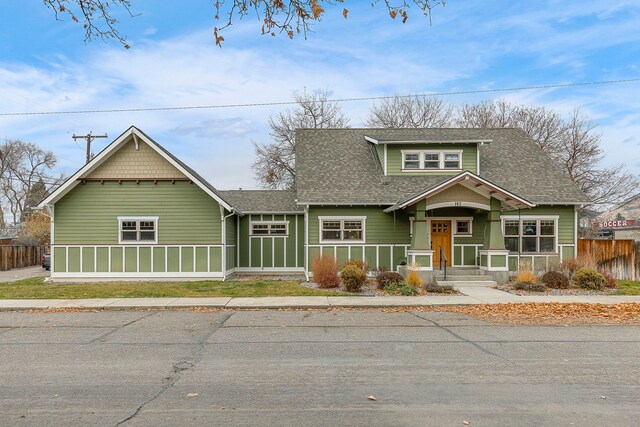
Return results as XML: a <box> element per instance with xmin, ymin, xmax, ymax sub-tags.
<box><xmin>0</xmin><ymin>246</ymin><xmax>44</xmax><ymax>271</ymax></box>
<box><xmin>577</xmin><ymin>239</ymin><xmax>638</xmax><ymax>281</ymax></box>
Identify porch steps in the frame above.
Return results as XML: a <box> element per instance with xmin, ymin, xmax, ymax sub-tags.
<box><xmin>434</xmin><ymin>268</ymin><xmax>497</xmax><ymax>288</ymax></box>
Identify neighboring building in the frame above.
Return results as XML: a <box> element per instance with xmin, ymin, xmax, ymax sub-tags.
<box><xmin>38</xmin><ymin>126</ymin><xmax>589</xmax><ymax>283</ymax></box>
<box><xmin>593</xmin><ymin>195</ymin><xmax>640</xmax><ymax>240</ymax></box>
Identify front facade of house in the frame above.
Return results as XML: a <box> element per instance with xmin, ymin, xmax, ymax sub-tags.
<box><xmin>39</xmin><ymin>126</ymin><xmax>590</xmax><ymax>283</ymax></box>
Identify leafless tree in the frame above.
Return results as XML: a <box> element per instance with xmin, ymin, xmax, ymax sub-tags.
<box><xmin>41</xmin><ymin>0</ymin><xmax>444</xmax><ymax>47</ymax></box>
<box><xmin>253</xmin><ymin>90</ymin><xmax>350</xmax><ymax>189</ymax></box>
<box><xmin>366</xmin><ymin>96</ymin><xmax>453</xmax><ymax>128</ymax></box>
<box><xmin>456</xmin><ymin>100</ymin><xmax>639</xmax><ymax>209</ymax></box>
<box><xmin>0</xmin><ymin>139</ymin><xmax>63</xmax><ymax>224</ymax></box>
<box><xmin>456</xmin><ymin>100</ymin><xmax>565</xmax><ymax>153</ymax></box>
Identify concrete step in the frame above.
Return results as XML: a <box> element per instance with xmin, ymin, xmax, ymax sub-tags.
<box><xmin>434</xmin><ymin>274</ymin><xmax>489</xmax><ymax>281</ymax></box>
<box><xmin>436</xmin><ymin>280</ymin><xmax>497</xmax><ymax>288</ymax></box>
<box><xmin>434</xmin><ymin>268</ymin><xmax>486</xmax><ymax>276</ymax></box>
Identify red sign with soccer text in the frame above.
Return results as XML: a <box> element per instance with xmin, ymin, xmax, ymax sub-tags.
<box><xmin>593</xmin><ymin>219</ymin><xmax>637</xmax><ymax>229</ymax></box>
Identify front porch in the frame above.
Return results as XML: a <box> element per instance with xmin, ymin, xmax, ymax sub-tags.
<box><xmin>389</xmin><ymin>172</ymin><xmax>567</xmax><ymax>284</ymax></box>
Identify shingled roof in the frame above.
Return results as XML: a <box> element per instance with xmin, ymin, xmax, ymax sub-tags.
<box><xmin>218</xmin><ymin>189</ymin><xmax>301</xmax><ymax>213</ymax></box>
<box><xmin>294</xmin><ymin>128</ymin><xmax>591</xmax><ymax>206</ymax></box>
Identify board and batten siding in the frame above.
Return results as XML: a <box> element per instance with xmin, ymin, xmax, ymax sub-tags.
<box><xmin>52</xmin><ymin>181</ymin><xmax>225</xmax><ymax>278</ymax></box>
<box><xmin>385</xmin><ymin>144</ymin><xmax>478</xmax><ymax>175</ymax></box>
<box><xmin>308</xmin><ymin>206</ymin><xmax>411</xmax><ymax>271</ymax></box>
<box><xmin>237</xmin><ymin>214</ymin><xmax>305</xmax><ymax>271</ymax></box>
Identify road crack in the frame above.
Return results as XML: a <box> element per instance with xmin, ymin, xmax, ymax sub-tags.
<box><xmin>411</xmin><ymin>312</ymin><xmax>516</xmax><ymax>365</ymax></box>
<box><xmin>114</xmin><ymin>312</ymin><xmax>235</xmax><ymax>426</ymax></box>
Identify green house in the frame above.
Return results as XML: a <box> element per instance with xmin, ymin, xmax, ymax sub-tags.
<box><xmin>38</xmin><ymin>126</ymin><xmax>589</xmax><ymax>283</ymax></box>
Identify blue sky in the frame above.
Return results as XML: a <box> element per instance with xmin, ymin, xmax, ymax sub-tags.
<box><xmin>1</xmin><ymin>0</ymin><xmax>639</xmax><ymax>190</ymax></box>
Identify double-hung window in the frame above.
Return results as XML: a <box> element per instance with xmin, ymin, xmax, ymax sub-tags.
<box><xmin>118</xmin><ymin>217</ymin><xmax>158</xmax><ymax>244</ymax></box>
<box><xmin>402</xmin><ymin>150</ymin><xmax>462</xmax><ymax>171</ymax></box>
<box><xmin>504</xmin><ymin>218</ymin><xmax>556</xmax><ymax>253</ymax></box>
<box><xmin>320</xmin><ymin>217</ymin><xmax>365</xmax><ymax>242</ymax></box>
<box><xmin>251</xmin><ymin>222</ymin><xmax>288</xmax><ymax>236</ymax></box>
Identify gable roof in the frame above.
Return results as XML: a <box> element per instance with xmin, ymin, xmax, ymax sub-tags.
<box><xmin>38</xmin><ymin>126</ymin><xmax>235</xmax><ymax>212</ymax></box>
<box><xmin>383</xmin><ymin>171</ymin><xmax>535</xmax><ymax>213</ymax></box>
<box><xmin>295</xmin><ymin>128</ymin><xmax>591</xmax><ymax>206</ymax></box>
<box><xmin>218</xmin><ymin>189</ymin><xmax>302</xmax><ymax>213</ymax></box>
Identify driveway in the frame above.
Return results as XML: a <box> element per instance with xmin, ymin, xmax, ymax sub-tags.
<box><xmin>1</xmin><ymin>309</ymin><xmax>639</xmax><ymax>426</ymax></box>
<box><xmin>0</xmin><ymin>266</ymin><xmax>48</xmax><ymax>282</ymax></box>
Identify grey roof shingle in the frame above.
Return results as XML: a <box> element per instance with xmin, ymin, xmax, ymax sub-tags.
<box><xmin>218</xmin><ymin>189</ymin><xmax>301</xmax><ymax>213</ymax></box>
<box><xmin>294</xmin><ymin>128</ymin><xmax>590</xmax><ymax>206</ymax></box>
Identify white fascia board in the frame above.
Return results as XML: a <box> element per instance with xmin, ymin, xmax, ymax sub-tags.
<box><xmin>377</xmin><ymin>139</ymin><xmax>493</xmax><ymax>144</ymax></box>
<box><xmin>364</xmin><ymin>136</ymin><xmax>379</xmax><ymax>144</ymax></box>
<box><xmin>384</xmin><ymin>171</ymin><xmax>535</xmax><ymax>213</ymax></box>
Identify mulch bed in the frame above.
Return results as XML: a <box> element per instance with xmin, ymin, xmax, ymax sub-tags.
<box><xmin>495</xmin><ymin>284</ymin><xmax>618</xmax><ymax>296</ymax></box>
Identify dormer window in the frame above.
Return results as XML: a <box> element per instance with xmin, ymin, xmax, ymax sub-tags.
<box><xmin>402</xmin><ymin>150</ymin><xmax>463</xmax><ymax>171</ymax></box>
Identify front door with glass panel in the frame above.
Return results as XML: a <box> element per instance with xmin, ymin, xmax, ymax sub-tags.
<box><xmin>431</xmin><ymin>220</ymin><xmax>452</xmax><ymax>266</ymax></box>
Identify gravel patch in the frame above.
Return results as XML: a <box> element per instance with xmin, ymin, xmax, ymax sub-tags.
<box><xmin>496</xmin><ymin>284</ymin><xmax>618</xmax><ymax>296</ymax></box>
<box><xmin>302</xmin><ymin>281</ymin><xmax>460</xmax><ymax>296</ymax></box>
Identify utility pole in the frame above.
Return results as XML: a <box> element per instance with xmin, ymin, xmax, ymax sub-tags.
<box><xmin>72</xmin><ymin>132</ymin><xmax>108</xmax><ymax>164</ymax></box>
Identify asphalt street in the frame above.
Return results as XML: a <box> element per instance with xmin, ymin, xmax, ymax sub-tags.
<box><xmin>0</xmin><ymin>309</ymin><xmax>639</xmax><ymax>426</ymax></box>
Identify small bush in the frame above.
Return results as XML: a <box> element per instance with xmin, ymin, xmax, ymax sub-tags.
<box><xmin>574</xmin><ymin>267</ymin><xmax>605</xmax><ymax>290</ymax></box>
<box><xmin>423</xmin><ymin>284</ymin><xmax>454</xmax><ymax>293</ymax></box>
<box><xmin>561</xmin><ymin>254</ymin><xmax>598</xmax><ymax>278</ymax></box>
<box><xmin>514</xmin><ymin>270</ymin><xmax>537</xmax><ymax>284</ymax></box>
<box><xmin>384</xmin><ymin>283</ymin><xmax>419</xmax><ymax>296</ymax></box>
<box><xmin>540</xmin><ymin>271</ymin><xmax>570</xmax><ymax>289</ymax></box>
<box><xmin>597</xmin><ymin>268</ymin><xmax>618</xmax><ymax>289</ymax></box>
<box><xmin>406</xmin><ymin>270</ymin><xmax>424</xmax><ymax>287</ymax></box>
<box><xmin>513</xmin><ymin>282</ymin><xmax>547</xmax><ymax>292</ymax></box>
<box><xmin>341</xmin><ymin>264</ymin><xmax>367</xmax><ymax>293</ymax></box>
<box><xmin>343</xmin><ymin>258</ymin><xmax>369</xmax><ymax>273</ymax></box>
<box><xmin>311</xmin><ymin>254</ymin><xmax>340</xmax><ymax>288</ymax></box>
<box><xmin>376</xmin><ymin>271</ymin><xmax>404</xmax><ymax>289</ymax></box>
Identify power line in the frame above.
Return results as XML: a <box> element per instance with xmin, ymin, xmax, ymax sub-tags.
<box><xmin>0</xmin><ymin>78</ymin><xmax>638</xmax><ymax>117</ymax></box>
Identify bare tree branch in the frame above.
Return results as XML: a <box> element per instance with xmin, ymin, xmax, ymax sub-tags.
<box><xmin>366</xmin><ymin>96</ymin><xmax>453</xmax><ymax>128</ymax></box>
<box><xmin>252</xmin><ymin>90</ymin><xmax>349</xmax><ymax>189</ymax></box>
<box><xmin>42</xmin><ymin>1</ymin><xmax>444</xmax><ymax>47</ymax></box>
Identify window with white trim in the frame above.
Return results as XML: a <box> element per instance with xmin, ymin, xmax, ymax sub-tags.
<box><xmin>402</xmin><ymin>150</ymin><xmax>463</xmax><ymax>171</ymax></box>
<box><xmin>504</xmin><ymin>218</ymin><xmax>556</xmax><ymax>253</ymax></box>
<box><xmin>320</xmin><ymin>218</ymin><xmax>364</xmax><ymax>242</ymax></box>
<box><xmin>118</xmin><ymin>217</ymin><xmax>158</xmax><ymax>244</ymax></box>
<box><xmin>455</xmin><ymin>220</ymin><xmax>471</xmax><ymax>235</ymax></box>
<box><xmin>251</xmin><ymin>222</ymin><xmax>288</xmax><ymax>236</ymax></box>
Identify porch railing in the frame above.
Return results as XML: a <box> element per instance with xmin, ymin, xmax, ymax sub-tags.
<box><xmin>439</xmin><ymin>245</ymin><xmax>448</xmax><ymax>280</ymax></box>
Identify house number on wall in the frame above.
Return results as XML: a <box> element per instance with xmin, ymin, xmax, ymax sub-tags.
<box><xmin>454</xmin><ymin>201</ymin><xmax>462</xmax><ymax>206</ymax></box>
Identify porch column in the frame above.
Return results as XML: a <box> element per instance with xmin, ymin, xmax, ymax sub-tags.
<box><xmin>411</xmin><ymin>199</ymin><xmax>429</xmax><ymax>249</ymax></box>
<box><xmin>479</xmin><ymin>197</ymin><xmax>509</xmax><ymax>278</ymax></box>
<box><xmin>484</xmin><ymin>197</ymin><xmax>505</xmax><ymax>250</ymax></box>
<box><xmin>407</xmin><ymin>199</ymin><xmax>434</xmax><ymax>271</ymax></box>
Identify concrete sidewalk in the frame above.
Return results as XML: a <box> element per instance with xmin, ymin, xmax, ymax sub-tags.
<box><xmin>1</xmin><ymin>287</ymin><xmax>639</xmax><ymax>310</ymax></box>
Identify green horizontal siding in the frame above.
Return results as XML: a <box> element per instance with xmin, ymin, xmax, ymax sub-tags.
<box><xmin>386</xmin><ymin>144</ymin><xmax>478</xmax><ymax>175</ymax></box>
<box><xmin>308</xmin><ymin>207</ymin><xmax>411</xmax><ymax>245</ymax></box>
<box><xmin>54</xmin><ymin>181</ymin><xmax>222</xmax><ymax>244</ymax></box>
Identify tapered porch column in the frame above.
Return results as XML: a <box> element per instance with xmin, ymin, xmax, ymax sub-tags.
<box><xmin>407</xmin><ymin>199</ymin><xmax>433</xmax><ymax>270</ymax></box>
<box><xmin>480</xmin><ymin>197</ymin><xmax>509</xmax><ymax>274</ymax></box>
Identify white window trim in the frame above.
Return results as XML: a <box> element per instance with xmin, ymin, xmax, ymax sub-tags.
<box><xmin>401</xmin><ymin>149</ymin><xmax>463</xmax><ymax>172</ymax></box>
<box><xmin>117</xmin><ymin>216</ymin><xmax>159</xmax><ymax>245</ymax></box>
<box><xmin>318</xmin><ymin>216</ymin><xmax>366</xmax><ymax>244</ymax></box>
<box><xmin>454</xmin><ymin>218</ymin><xmax>473</xmax><ymax>237</ymax></box>
<box><xmin>501</xmin><ymin>215</ymin><xmax>558</xmax><ymax>254</ymax></box>
<box><xmin>250</xmin><ymin>220</ymin><xmax>289</xmax><ymax>237</ymax></box>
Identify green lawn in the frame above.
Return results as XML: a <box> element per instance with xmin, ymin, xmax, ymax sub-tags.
<box><xmin>0</xmin><ymin>277</ymin><xmax>344</xmax><ymax>299</ymax></box>
<box><xmin>616</xmin><ymin>281</ymin><xmax>640</xmax><ymax>296</ymax></box>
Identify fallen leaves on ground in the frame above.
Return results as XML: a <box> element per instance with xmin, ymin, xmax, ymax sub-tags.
<box><xmin>16</xmin><ymin>303</ymin><xmax>640</xmax><ymax>325</ymax></box>
<box><xmin>366</xmin><ymin>395</ymin><xmax>377</xmax><ymax>401</ymax></box>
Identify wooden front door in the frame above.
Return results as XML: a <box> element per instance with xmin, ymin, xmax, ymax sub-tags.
<box><xmin>431</xmin><ymin>220</ymin><xmax>452</xmax><ymax>267</ymax></box>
